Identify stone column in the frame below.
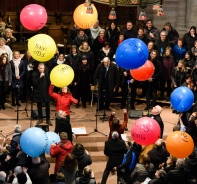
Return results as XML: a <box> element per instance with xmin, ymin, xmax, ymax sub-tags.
<box><xmin>175</xmin><ymin>0</ymin><xmax>187</xmax><ymax>37</ymax></box>
<box><xmin>186</xmin><ymin>0</ymin><xmax>197</xmax><ymax>29</ymax></box>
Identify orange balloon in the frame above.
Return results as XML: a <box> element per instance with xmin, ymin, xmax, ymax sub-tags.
<box><xmin>166</xmin><ymin>131</ymin><xmax>194</xmax><ymax>158</ymax></box>
<box><xmin>73</xmin><ymin>4</ymin><xmax>98</xmax><ymax>29</ymax></box>
<box><xmin>130</xmin><ymin>60</ymin><xmax>155</xmax><ymax>81</ymax></box>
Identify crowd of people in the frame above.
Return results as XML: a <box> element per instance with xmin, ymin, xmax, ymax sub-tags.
<box><xmin>0</xmin><ymin>16</ymin><xmax>197</xmax><ymax>184</ymax></box>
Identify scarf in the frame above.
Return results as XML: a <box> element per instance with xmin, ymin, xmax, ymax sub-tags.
<box><xmin>13</xmin><ymin>58</ymin><xmax>21</xmax><ymax>77</ymax></box>
<box><xmin>57</xmin><ymin>59</ymin><xmax>65</xmax><ymax>65</ymax></box>
<box><xmin>118</xmin><ymin>40</ymin><xmax>123</xmax><ymax>45</ymax></box>
<box><xmin>0</xmin><ymin>63</ymin><xmax>6</xmax><ymax>81</ymax></box>
<box><xmin>102</xmin><ymin>47</ymin><xmax>110</xmax><ymax>55</ymax></box>
<box><xmin>98</xmin><ymin>36</ymin><xmax>107</xmax><ymax>43</ymax></box>
<box><xmin>90</xmin><ymin>26</ymin><xmax>101</xmax><ymax>39</ymax></box>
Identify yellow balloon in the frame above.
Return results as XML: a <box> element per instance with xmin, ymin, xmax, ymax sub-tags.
<box><xmin>50</xmin><ymin>64</ymin><xmax>74</xmax><ymax>88</ymax></box>
<box><xmin>73</xmin><ymin>3</ymin><xmax>98</xmax><ymax>29</ymax></box>
<box><xmin>28</xmin><ymin>34</ymin><xmax>56</xmax><ymax>62</ymax></box>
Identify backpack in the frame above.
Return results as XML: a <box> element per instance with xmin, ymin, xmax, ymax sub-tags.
<box><xmin>121</xmin><ymin>149</ymin><xmax>137</xmax><ymax>171</ymax></box>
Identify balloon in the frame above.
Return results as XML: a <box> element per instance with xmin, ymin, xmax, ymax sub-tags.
<box><xmin>115</xmin><ymin>38</ymin><xmax>148</xmax><ymax>70</ymax></box>
<box><xmin>73</xmin><ymin>4</ymin><xmax>98</xmax><ymax>29</ymax></box>
<box><xmin>130</xmin><ymin>60</ymin><xmax>155</xmax><ymax>81</ymax></box>
<box><xmin>131</xmin><ymin>117</ymin><xmax>160</xmax><ymax>145</ymax></box>
<box><xmin>45</xmin><ymin>132</ymin><xmax>60</xmax><ymax>154</ymax></box>
<box><xmin>170</xmin><ymin>86</ymin><xmax>194</xmax><ymax>112</ymax></box>
<box><xmin>50</xmin><ymin>64</ymin><xmax>74</xmax><ymax>88</ymax></box>
<box><xmin>20</xmin><ymin>4</ymin><xmax>47</xmax><ymax>31</ymax></box>
<box><xmin>166</xmin><ymin>131</ymin><xmax>194</xmax><ymax>158</ymax></box>
<box><xmin>28</xmin><ymin>34</ymin><xmax>56</xmax><ymax>62</ymax></box>
<box><xmin>20</xmin><ymin>127</ymin><xmax>48</xmax><ymax>158</ymax></box>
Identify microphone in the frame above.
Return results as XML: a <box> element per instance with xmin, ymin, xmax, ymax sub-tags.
<box><xmin>127</xmin><ymin>80</ymin><xmax>130</xmax><ymax>90</ymax></box>
<box><xmin>16</xmin><ymin>85</ymin><xmax>19</xmax><ymax>88</ymax></box>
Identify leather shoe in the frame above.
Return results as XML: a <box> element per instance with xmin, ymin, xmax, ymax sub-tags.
<box><xmin>16</xmin><ymin>102</ymin><xmax>21</xmax><ymax>106</ymax></box>
<box><xmin>36</xmin><ymin>119</ymin><xmax>43</xmax><ymax>125</ymax></box>
<box><xmin>46</xmin><ymin>120</ymin><xmax>53</xmax><ymax>126</ymax></box>
<box><xmin>12</xmin><ymin>103</ymin><xmax>16</xmax><ymax>107</ymax></box>
<box><xmin>1</xmin><ymin>106</ymin><xmax>5</xmax><ymax>110</ymax></box>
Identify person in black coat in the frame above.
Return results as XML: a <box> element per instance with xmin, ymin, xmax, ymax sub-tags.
<box><xmin>123</xmin><ymin>21</ymin><xmax>137</xmax><ymax>40</ymax></box>
<box><xmin>55</xmin><ymin>110</ymin><xmax>73</xmax><ymax>142</ymax></box>
<box><xmin>148</xmin><ymin>139</ymin><xmax>169</xmax><ymax>172</ymax></box>
<box><xmin>183</xmin><ymin>26</ymin><xmax>197</xmax><ymax>51</ymax></box>
<box><xmin>72</xmin><ymin>143</ymin><xmax>92</xmax><ymax>177</ymax></box>
<box><xmin>74</xmin><ymin>55</ymin><xmax>92</xmax><ymax>108</ymax></box>
<box><xmin>27</xmin><ymin>156</ymin><xmax>50</xmax><ymax>184</ymax></box>
<box><xmin>106</xmin><ymin>21</ymin><xmax>120</xmax><ymax>52</ymax></box>
<box><xmin>137</xmin><ymin>28</ymin><xmax>149</xmax><ymax>45</ymax></box>
<box><xmin>144</xmin><ymin>50</ymin><xmax>163</xmax><ymax>110</ymax></box>
<box><xmin>31</xmin><ymin>63</ymin><xmax>52</xmax><ymax>126</ymax></box>
<box><xmin>154</xmin><ymin>31</ymin><xmax>171</xmax><ymax>61</ymax></box>
<box><xmin>97</xmin><ymin>42</ymin><xmax>114</xmax><ymax>64</ymax></box>
<box><xmin>162</xmin><ymin>22</ymin><xmax>179</xmax><ymax>46</ymax></box>
<box><xmin>167</xmin><ymin>159</ymin><xmax>190</xmax><ymax>184</ymax></box>
<box><xmin>94</xmin><ymin>57</ymin><xmax>119</xmax><ymax>111</ymax></box>
<box><xmin>72</xmin><ymin>29</ymin><xmax>90</xmax><ymax>48</ymax></box>
<box><xmin>149</xmin><ymin>105</ymin><xmax>164</xmax><ymax>138</ymax></box>
<box><xmin>98</xmin><ymin>131</ymin><xmax>127</xmax><ymax>184</ymax></box>
<box><xmin>10</xmin><ymin>51</ymin><xmax>26</xmax><ymax>106</ymax></box>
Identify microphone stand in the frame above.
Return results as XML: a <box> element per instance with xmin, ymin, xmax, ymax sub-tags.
<box><xmin>89</xmin><ymin>85</ymin><xmax>107</xmax><ymax>136</ymax></box>
<box><xmin>125</xmin><ymin>80</ymin><xmax>130</xmax><ymax>131</ymax></box>
<box><xmin>15</xmin><ymin>86</ymin><xmax>20</xmax><ymax>124</ymax></box>
<box><xmin>30</xmin><ymin>86</ymin><xmax>34</xmax><ymax>127</ymax></box>
<box><xmin>99</xmin><ymin>90</ymin><xmax>109</xmax><ymax>122</ymax></box>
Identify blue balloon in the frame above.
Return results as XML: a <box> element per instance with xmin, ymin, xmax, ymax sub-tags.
<box><xmin>20</xmin><ymin>127</ymin><xmax>48</xmax><ymax>158</ymax></box>
<box><xmin>45</xmin><ymin>132</ymin><xmax>60</xmax><ymax>154</ymax></box>
<box><xmin>170</xmin><ymin>87</ymin><xmax>194</xmax><ymax>112</ymax></box>
<box><xmin>115</xmin><ymin>38</ymin><xmax>148</xmax><ymax>70</ymax></box>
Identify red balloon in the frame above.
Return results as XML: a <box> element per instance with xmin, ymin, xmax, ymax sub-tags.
<box><xmin>20</xmin><ymin>4</ymin><xmax>47</xmax><ymax>31</ymax></box>
<box><xmin>130</xmin><ymin>60</ymin><xmax>155</xmax><ymax>81</ymax></box>
<box><xmin>131</xmin><ymin>117</ymin><xmax>160</xmax><ymax>145</ymax></box>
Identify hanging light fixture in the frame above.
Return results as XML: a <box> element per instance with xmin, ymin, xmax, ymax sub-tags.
<box><xmin>152</xmin><ymin>4</ymin><xmax>160</xmax><ymax>11</ymax></box>
<box><xmin>86</xmin><ymin>3</ymin><xmax>93</xmax><ymax>14</ymax></box>
<box><xmin>84</xmin><ymin>0</ymin><xmax>90</xmax><ymax>7</ymax></box>
<box><xmin>108</xmin><ymin>8</ymin><xmax>117</xmax><ymax>20</ymax></box>
<box><xmin>157</xmin><ymin>6</ymin><xmax>164</xmax><ymax>16</ymax></box>
<box><xmin>138</xmin><ymin>9</ymin><xmax>147</xmax><ymax>20</ymax></box>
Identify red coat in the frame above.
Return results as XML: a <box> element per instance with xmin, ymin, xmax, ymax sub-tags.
<box><xmin>50</xmin><ymin>139</ymin><xmax>73</xmax><ymax>174</ymax></box>
<box><xmin>108</xmin><ymin>113</ymin><xmax>128</xmax><ymax>140</ymax></box>
<box><xmin>48</xmin><ymin>84</ymin><xmax>78</xmax><ymax>115</ymax></box>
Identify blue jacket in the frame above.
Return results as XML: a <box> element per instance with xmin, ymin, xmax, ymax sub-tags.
<box><xmin>173</xmin><ymin>44</ymin><xmax>186</xmax><ymax>63</ymax></box>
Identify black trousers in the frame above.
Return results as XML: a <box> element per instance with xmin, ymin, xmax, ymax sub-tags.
<box><xmin>98</xmin><ymin>86</ymin><xmax>113</xmax><ymax>110</ymax></box>
<box><xmin>145</xmin><ymin>81</ymin><xmax>158</xmax><ymax>108</ymax></box>
<box><xmin>37</xmin><ymin>102</ymin><xmax>50</xmax><ymax>120</ymax></box>
<box><xmin>0</xmin><ymin>81</ymin><xmax>8</xmax><ymax>106</ymax></box>
<box><xmin>11</xmin><ymin>87</ymin><xmax>22</xmax><ymax>104</ymax></box>
<box><xmin>101</xmin><ymin>157</ymin><xmax>123</xmax><ymax>184</ymax></box>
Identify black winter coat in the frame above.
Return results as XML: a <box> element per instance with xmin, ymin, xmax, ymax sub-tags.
<box><xmin>183</xmin><ymin>32</ymin><xmax>197</xmax><ymax>51</ymax></box>
<box><xmin>31</xmin><ymin>70</ymin><xmax>50</xmax><ymax>103</ymax></box>
<box><xmin>65</xmin><ymin>54</ymin><xmax>81</xmax><ymax>74</ymax></box>
<box><xmin>72</xmin><ymin>152</ymin><xmax>92</xmax><ymax>176</ymax></box>
<box><xmin>167</xmin><ymin>167</ymin><xmax>190</xmax><ymax>184</ymax></box>
<box><xmin>94</xmin><ymin>62</ymin><xmax>119</xmax><ymax>93</ymax></box>
<box><xmin>28</xmin><ymin>159</ymin><xmax>50</xmax><ymax>184</ymax></box>
<box><xmin>97</xmin><ymin>48</ymin><xmax>114</xmax><ymax>63</ymax></box>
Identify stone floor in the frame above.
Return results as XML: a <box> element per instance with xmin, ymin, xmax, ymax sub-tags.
<box><xmin>0</xmin><ymin>99</ymin><xmax>178</xmax><ymax>183</ymax></box>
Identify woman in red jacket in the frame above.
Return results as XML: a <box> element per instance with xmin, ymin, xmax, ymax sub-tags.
<box><xmin>49</xmin><ymin>84</ymin><xmax>78</xmax><ymax>131</ymax></box>
<box><xmin>108</xmin><ymin>109</ymin><xmax>128</xmax><ymax>140</ymax></box>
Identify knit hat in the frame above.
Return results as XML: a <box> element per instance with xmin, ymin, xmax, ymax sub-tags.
<box><xmin>111</xmin><ymin>131</ymin><xmax>119</xmax><ymax>139</ymax></box>
<box><xmin>82</xmin><ymin>55</ymin><xmax>87</xmax><ymax>60</ymax></box>
<box><xmin>14</xmin><ymin>166</ymin><xmax>22</xmax><ymax>174</ymax></box>
<box><xmin>60</xmin><ymin>132</ymin><xmax>68</xmax><ymax>140</ymax></box>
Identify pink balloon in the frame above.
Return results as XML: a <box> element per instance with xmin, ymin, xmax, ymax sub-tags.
<box><xmin>20</xmin><ymin>4</ymin><xmax>47</xmax><ymax>31</ymax></box>
<box><xmin>131</xmin><ymin>117</ymin><xmax>160</xmax><ymax>145</ymax></box>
